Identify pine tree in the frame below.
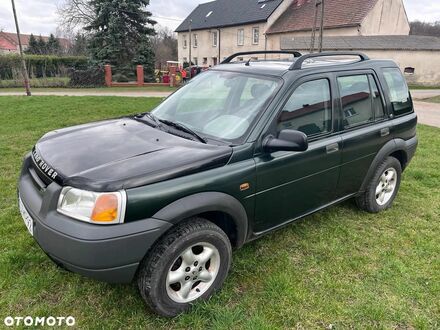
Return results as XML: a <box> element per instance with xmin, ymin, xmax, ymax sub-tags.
<box><xmin>37</xmin><ymin>36</ymin><xmax>47</xmax><ymax>55</ymax></box>
<box><xmin>85</xmin><ymin>0</ymin><xmax>156</xmax><ymax>75</ymax></box>
<box><xmin>47</xmin><ymin>34</ymin><xmax>61</xmax><ymax>55</ymax></box>
<box><xmin>26</xmin><ymin>34</ymin><xmax>39</xmax><ymax>54</ymax></box>
<box><xmin>70</xmin><ymin>33</ymin><xmax>88</xmax><ymax>56</ymax></box>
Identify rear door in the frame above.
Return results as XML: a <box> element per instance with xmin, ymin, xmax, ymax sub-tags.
<box><xmin>335</xmin><ymin>70</ymin><xmax>392</xmax><ymax>197</ymax></box>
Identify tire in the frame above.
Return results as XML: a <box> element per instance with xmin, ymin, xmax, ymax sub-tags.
<box><xmin>137</xmin><ymin>218</ymin><xmax>232</xmax><ymax>317</ymax></box>
<box><xmin>356</xmin><ymin>156</ymin><xmax>402</xmax><ymax>213</ymax></box>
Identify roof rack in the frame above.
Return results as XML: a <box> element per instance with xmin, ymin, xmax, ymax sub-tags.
<box><xmin>221</xmin><ymin>51</ymin><xmax>302</xmax><ymax>64</ymax></box>
<box><xmin>289</xmin><ymin>51</ymin><xmax>370</xmax><ymax>70</ymax></box>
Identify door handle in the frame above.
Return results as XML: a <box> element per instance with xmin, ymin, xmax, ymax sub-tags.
<box><xmin>380</xmin><ymin>127</ymin><xmax>390</xmax><ymax>137</ymax></box>
<box><xmin>326</xmin><ymin>143</ymin><xmax>339</xmax><ymax>154</ymax></box>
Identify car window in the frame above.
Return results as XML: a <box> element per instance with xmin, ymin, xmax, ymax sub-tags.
<box><xmin>278</xmin><ymin>79</ymin><xmax>332</xmax><ymax>137</ymax></box>
<box><xmin>152</xmin><ymin>71</ymin><xmax>280</xmax><ymax>143</ymax></box>
<box><xmin>383</xmin><ymin>68</ymin><xmax>413</xmax><ymax>116</ymax></box>
<box><xmin>338</xmin><ymin>75</ymin><xmax>373</xmax><ymax>128</ymax></box>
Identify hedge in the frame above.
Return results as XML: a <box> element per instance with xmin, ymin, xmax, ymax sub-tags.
<box><xmin>0</xmin><ymin>54</ymin><xmax>88</xmax><ymax>80</ymax></box>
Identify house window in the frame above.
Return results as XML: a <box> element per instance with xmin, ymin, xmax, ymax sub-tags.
<box><xmin>203</xmin><ymin>57</ymin><xmax>208</xmax><ymax>65</ymax></box>
<box><xmin>183</xmin><ymin>57</ymin><xmax>188</xmax><ymax>63</ymax></box>
<box><xmin>193</xmin><ymin>34</ymin><xmax>198</xmax><ymax>48</ymax></box>
<box><xmin>183</xmin><ymin>35</ymin><xmax>187</xmax><ymax>49</ymax></box>
<box><xmin>252</xmin><ymin>27</ymin><xmax>259</xmax><ymax>45</ymax></box>
<box><xmin>212</xmin><ymin>31</ymin><xmax>218</xmax><ymax>47</ymax></box>
<box><xmin>237</xmin><ymin>29</ymin><xmax>244</xmax><ymax>46</ymax></box>
<box><xmin>193</xmin><ymin>57</ymin><xmax>198</xmax><ymax>65</ymax></box>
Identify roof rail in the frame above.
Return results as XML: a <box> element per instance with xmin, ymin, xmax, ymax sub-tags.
<box><xmin>222</xmin><ymin>51</ymin><xmax>302</xmax><ymax>64</ymax></box>
<box><xmin>289</xmin><ymin>51</ymin><xmax>370</xmax><ymax>70</ymax></box>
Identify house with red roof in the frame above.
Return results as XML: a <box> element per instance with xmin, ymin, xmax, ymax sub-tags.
<box><xmin>176</xmin><ymin>0</ymin><xmax>440</xmax><ymax>84</ymax></box>
<box><xmin>0</xmin><ymin>32</ymin><xmax>70</xmax><ymax>54</ymax></box>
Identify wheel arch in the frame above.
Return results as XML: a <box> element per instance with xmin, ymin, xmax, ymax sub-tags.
<box><xmin>359</xmin><ymin>139</ymin><xmax>409</xmax><ymax>193</ymax></box>
<box><xmin>152</xmin><ymin>192</ymin><xmax>249</xmax><ymax>248</ymax></box>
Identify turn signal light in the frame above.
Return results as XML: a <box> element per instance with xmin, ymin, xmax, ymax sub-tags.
<box><xmin>91</xmin><ymin>194</ymin><xmax>119</xmax><ymax>222</ymax></box>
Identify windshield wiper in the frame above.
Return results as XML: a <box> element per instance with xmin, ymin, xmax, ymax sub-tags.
<box><xmin>134</xmin><ymin>113</ymin><xmax>165</xmax><ymax>130</ymax></box>
<box><xmin>159</xmin><ymin>119</ymin><xmax>207</xmax><ymax>144</ymax></box>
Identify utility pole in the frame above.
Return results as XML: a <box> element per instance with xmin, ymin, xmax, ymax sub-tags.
<box><xmin>11</xmin><ymin>0</ymin><xmax>31</xmax><ymax>96</ymax></box>
<box><xmin>318</xmin><ymin>0</ymin><xmax>325</xmax><ymax>53</ymax></box>
<box><xmin>310</xmin><ymin>0</ymin><xmax>319</xmax><ymax>53</ymax></box>
<box><xmin>310</xmin><ymin>0</ymin><xmax>325</xmax><ymax>53</ymax></box>
<box><xmin>188</xmin><ymin>19</ymin><xmax>192</xmax><ymax>79</ymax></box>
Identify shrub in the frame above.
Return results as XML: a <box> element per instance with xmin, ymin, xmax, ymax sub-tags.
<box><xmin>68</xmin><ymin>67</ymin><xmax>105</xmax><ymax>87</ymax></box>
<box><xmin>112</xmin><ymin>73</ymin><xmax>129</xmax><ymax>83</ymax></box>
<box><xmin>0</xmin><ymin>54</ymin><xmax>88</xmax><ymax>80</ymax></box>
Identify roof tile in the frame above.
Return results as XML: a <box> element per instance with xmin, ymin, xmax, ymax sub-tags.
<box><xmin>267</xmin><ymin>0</ymin><xmax>379</xmax><ymax>34</ymax></box>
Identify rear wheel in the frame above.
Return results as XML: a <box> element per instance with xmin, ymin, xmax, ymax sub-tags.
<box><xmin>137</xmin><ymin>218</ymin><xmax>232</xmax><ymax>317</ymax></box>
<box><xmin>356</xmin><ymin>156</ymin><xmax>402</xmax><ymax>213</ymax></box>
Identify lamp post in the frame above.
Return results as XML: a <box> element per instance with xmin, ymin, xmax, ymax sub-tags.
<box><xmin>11</xmin><ymin>0</ymin><xmax>31</xmax><ymax>96</ymax></box>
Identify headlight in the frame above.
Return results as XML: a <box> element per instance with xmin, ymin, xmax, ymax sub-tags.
<box><xmin>57</xmin><ymin>187</ymin><xmax>126</xmax><ymax>225</ymax></box>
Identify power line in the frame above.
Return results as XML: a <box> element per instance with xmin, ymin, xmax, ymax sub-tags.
<box><xmin>152</xmin><ymin>15</ymin><xmax>184</xmax><ymax>22</ymax></box>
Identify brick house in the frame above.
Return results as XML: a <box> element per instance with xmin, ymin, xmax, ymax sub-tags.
<box><xmin>176</xmin><ymin>0</ymin><xmax>440</xmax><ymax>85</ymax></box>
<box><xmin>0</xmin><ymin>32</ymin><xmax>70</xmax><ymax>54</ymax></box>
<box><xmin>176</xmin><ymin>0</ymin><xmax>410</xmax><ymax>66</ymax></box>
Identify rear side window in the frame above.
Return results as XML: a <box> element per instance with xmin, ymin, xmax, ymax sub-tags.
<box><xmin>338</xmin><ymin>74</ymin><xmax>385</xmax><ymax>128</ymax></box>
<box><xmin>383</xmin><ymin>68</ymin><xmax>413</xmax><ymax>116</ymax></box>
<box><xmin>278</xmin><ymin>79</ymin><xmax>332</xmax><ymax>137</ymax></box>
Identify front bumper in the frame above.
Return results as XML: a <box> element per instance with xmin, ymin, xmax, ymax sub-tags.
<box><xmin>18</xmin><ymin>155</ymin><xmax>172</xmax><ymax>283</ymax></box>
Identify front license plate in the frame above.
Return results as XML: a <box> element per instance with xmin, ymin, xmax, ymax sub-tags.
<box><xmin>19</xmin><ymin>197</ymin><xmax>34</xmax><ymax>236</ymax></box>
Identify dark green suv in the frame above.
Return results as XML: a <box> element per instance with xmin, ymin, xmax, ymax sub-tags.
<box><xmin>18</xmin><ymin>51</ymin><xmax>418</xmax><ymax>316</ymax></box>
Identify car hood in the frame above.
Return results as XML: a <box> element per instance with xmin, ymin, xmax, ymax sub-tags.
<box><xmin>33</xmin><ymin>118</ymin><xmax>232</xmax><ymax>191</ymax></box>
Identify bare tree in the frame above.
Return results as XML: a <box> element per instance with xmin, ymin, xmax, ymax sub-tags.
<box><xmin>410</xmin><ymin>21</ymin><xmax>440</xmax><ymax>37</ymax></box>
<box><xmin>152</xmin><ymin>26</ymin><xmax>178</xmax><ymax>68</ymax></box>
<box><xmin>57</xmin><ymin>0</ymin><xmax>94</xmax><ymax>31</ymax></box>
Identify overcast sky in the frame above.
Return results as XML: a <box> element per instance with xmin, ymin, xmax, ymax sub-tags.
<box><xmin>0</xmin><ymin>0</ymin><xmax>439</xmax><ymax>36</ymax></box>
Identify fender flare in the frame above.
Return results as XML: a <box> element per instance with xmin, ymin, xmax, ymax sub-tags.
<box><xmin>152</xmin><ymin>192</ymin><xmax>249</xmax><ymax>247</ymax></box>
<box><xmin>359</xmin><ymin>138</ymin><xmax>409</xmax><ymax>193</ymax></box>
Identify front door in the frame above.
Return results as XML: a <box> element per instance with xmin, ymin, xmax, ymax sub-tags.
<box><xmin>254</xmin><ymin>77</ymin><xmax>342</xmax><ymax>233</ymax></box>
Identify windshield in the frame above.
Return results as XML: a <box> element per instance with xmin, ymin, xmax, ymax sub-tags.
<box><xmin>152</xmin><ymin>71</ymin><xmax>281</xmax><ymax>143</ymax></box>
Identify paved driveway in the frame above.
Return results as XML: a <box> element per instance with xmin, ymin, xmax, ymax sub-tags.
<box><xmin>413</xmin><ymin>101</ymin><xmax>440</xmax><ymax>128</ymax></box>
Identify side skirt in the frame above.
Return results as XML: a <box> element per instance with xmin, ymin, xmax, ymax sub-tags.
<box><xmin>248</xmin><ymin>193</ymin><xmax>357</xmax><ymax>241</ymax></box>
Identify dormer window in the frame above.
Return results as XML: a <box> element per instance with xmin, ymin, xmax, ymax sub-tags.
<box><xmin>206</xmin><ymin>11</ymin><xmax>213</xmax><ymax>18</ymax></box>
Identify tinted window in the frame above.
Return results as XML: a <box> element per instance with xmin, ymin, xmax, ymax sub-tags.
<box><xmin>278</xmin><ymin>79</ymin><xmax>332</xmax><ymax>137</ymax></box>
<box><xmin>383</xmin><ymin>68</ymin><xmax>413</xmax><ymax>115</ymax></box>
<box><xmin>338</xmin><ymin>75</ymin><xmax>373</xmax><ymax>128</ymax></box>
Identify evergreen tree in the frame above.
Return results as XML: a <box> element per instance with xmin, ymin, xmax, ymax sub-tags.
<box><xmin>26</xmin><ymin>34</ymin><xmax>39</xmax><ymax>54</ymax></box>
<box><xmin>85</xmin><ymin>0</ymin><xmax>156</xmax><ymax>75</ymax></box>
<box><xmin>70</xmin><ymin>33</ymin><xmax>89</xmax><ymax>56</ymax></box>
<box><xmin>47</xmin><ymin>34</ymin><xmax>61</xmax><ymax>55</ymax></box>
<box><xmin>37</xmin><ymin>36</ymin><xmax>47</xmax><ymax>55</ymax></box>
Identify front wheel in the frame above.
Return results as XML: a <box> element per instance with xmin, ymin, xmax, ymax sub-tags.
<box><xmin>356</xmin><ymin>156</ymin><xmax>402</xmax><ymax>213</ymax></box>
<box><xmin>137</xmin><ymin>218</ymin><xmax>232</xmax><ymax>317</ymax></box>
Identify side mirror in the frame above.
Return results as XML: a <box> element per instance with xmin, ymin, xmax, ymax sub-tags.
<box><xmin>263</xmin><ymin>129</ymin><xmax>308</xmax><ymax>153</ymax></box>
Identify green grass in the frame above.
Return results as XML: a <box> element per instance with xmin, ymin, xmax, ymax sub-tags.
<box><xmin>0</xmin><ymin>77</ymin><xmax>70</xmax><ymax>89</ymax></box>
<box><xmin>408</xmin><ymin>85</ymin><xmax>440</xmax><ymax>90</ymax></box>
<box><xmin>0</xmin><ymin>86</ymin><xmax>177</xmax><ymax>93</ymax></box>
<box><xmin>0</xmin><ymin>96</ymin><xmax>439</xmax><ymax>329</ymax></box>
<box><xmin>425</xmin><ymin>96</ymin><xmax>440</xmax><ymax>103</ymax></box>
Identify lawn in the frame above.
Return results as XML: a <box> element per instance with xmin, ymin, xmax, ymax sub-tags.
<box><xmin>0</xmin><ymin>96</ymin><xmax>439</xmax><ymax>329</ymax></box>
<box><xmin>0</xmin><ymin>86</ymin><xmax>178</xmax><ymax>94</ymax></box>
<box><xmin>426</xmin><ymin>96</ymin><xmax>440</xmax><ymax>103</ymax></box>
